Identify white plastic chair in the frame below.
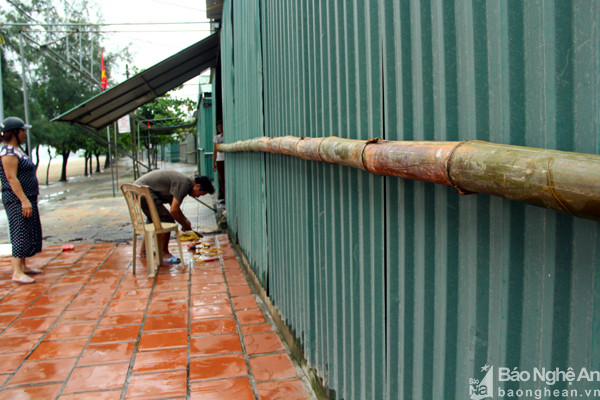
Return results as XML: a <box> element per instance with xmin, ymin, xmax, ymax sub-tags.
<box><xmin>120</xmin><ymin>183</ymin><xmax>185</xmax><ymax>277</ymax></box>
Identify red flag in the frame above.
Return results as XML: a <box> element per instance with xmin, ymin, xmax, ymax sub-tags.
<box><xmin>100</xmin><ymin>51</ymin><xmax>108</xmax><ymax>91</ymax></box>
<box><xmin>147</xmin><ymin>122</ymin><xmax>151</xmax><ymax>129</ymax></box>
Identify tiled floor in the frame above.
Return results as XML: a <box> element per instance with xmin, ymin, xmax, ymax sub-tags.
<box><xmin>0</xmin><ymin>235</ymin><xmax>316</xmax><ymax>400</ymax></box>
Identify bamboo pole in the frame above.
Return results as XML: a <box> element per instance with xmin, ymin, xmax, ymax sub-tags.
<box><xmin>217</xmin><ymin>136</ymin><xmax>600</xmax><ymax>222</ymax></box>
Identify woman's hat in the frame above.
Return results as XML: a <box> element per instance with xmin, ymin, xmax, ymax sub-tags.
<box><xmin>1</xmin><ymin>117</ymin><xmax>32</xmax><ymax>132</ymax></box>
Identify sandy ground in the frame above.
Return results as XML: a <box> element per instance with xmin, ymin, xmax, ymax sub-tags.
<box><xmin>36</xmin><ymin>156</ymin><xmax>106</xmax><ymax>184</ymax></box>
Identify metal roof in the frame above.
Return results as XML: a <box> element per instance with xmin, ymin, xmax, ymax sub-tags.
<box><xmin>52</xmin><ymin>32</ymin><xmax>220</xmax><ymax>131</ymax></box>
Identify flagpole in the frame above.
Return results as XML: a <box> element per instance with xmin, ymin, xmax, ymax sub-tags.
<box><xmin>108</xmin><ymin>125</ymin><xmax>115</xmax><ymax>197</ymax></box>
<box><xmin>114</xmin><ymin>121</ymin><xmax>118</xmax><ymax>193</ymax></box>
<box><xmin>101</xmin><ymin>50</ymin><xmax>114</xmax><ymax>196</ymax></box>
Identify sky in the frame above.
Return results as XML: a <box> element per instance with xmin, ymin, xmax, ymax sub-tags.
<box><xmin>97</xmin><ymin>0</ymin><xmax>213</xmax><ymax>100</ymax></box>
<box><xmin>1</xmin><ymin>0</ymin><xmax>213</xmax><ymax>158</ymax></box>
<box><xmin>0</xmin><ymin>0</ymin><xmax>213</xmax><ymax>101</ymax></box>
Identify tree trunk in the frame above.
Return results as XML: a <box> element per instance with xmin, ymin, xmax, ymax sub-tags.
<box><xmin>84</xmin><ymin>152</ymin><xmax>89</xmax><ymax>176</ymax></box>
<box><xmin>59</xmin><ymin>151</ymin><xmax>70</xmax><ymax>182</ymax></box>
<box><xmin>89</xmin><ymin>154</ymin><xmax>93</xmax><ymax>175</ymax></box>
<box><xmin>95</xmin><ymin>153</ymin><xmax>101</xmax><ymax>172</ymax></box>
<box><xmin>45</xmin><ymin>147</ymin><xmax>53</xmax><ymax>185</ymax></box>
<box><xmin>34</xmin><ymin>145</ymin><xmax>40</xmax><ymax>170</ymax></box>
<box><xmin>104</xmin><ymin>151</ymin><xmax>111</xmax><ymax>168</ymax></box>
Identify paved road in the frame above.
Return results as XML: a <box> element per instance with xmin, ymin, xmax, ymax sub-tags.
<box><xmin>0</xmin><ymin>158</ymin><xmax>219</xmax><ymax>245</ymax></box>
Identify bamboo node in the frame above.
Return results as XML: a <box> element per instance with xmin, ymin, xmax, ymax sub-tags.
<box><xmin>446</xmin><ymin>140</ymin><xmax>477</xmax><ymax>195</ymax></box>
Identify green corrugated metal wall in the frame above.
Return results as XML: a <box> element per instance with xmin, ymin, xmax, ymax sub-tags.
<box><xmin>220</xmin><ymin>1</ymin><xmax>600</xmax><ymax>399</ymax></box>
<box><xmin>161</xmin><ymin>143</ymin><xmax>180</xmax><ymax>163</ymax></box>
<box><xmin>197</xmin><ymin>94</ymin><xmax>215</xmax><ymax>180</ymax></box>
<box><xmin>222</xmin><ymin>0</ymin><xmax>269</xmax><ymax>279</ymax></box>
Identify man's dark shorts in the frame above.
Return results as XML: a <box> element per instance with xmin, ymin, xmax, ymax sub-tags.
<box><xmin>140</xmin><ymin>192</ymin><xmax>175</xmax><ymax>224</ymax></box>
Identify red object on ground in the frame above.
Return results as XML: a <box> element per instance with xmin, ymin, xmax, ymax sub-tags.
<box><xmin>62</xmin><ymin>244</ymin><xmax>74</xmax><ymax>251</ymax></box>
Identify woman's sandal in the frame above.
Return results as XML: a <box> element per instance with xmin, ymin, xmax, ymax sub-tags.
<box><xmin>12</xmin><ymin>275</ymin><xmax>35</xmax><ymax>284</ymax></box>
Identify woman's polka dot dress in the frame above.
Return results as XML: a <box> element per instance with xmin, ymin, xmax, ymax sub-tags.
<box><xmin>0</xmin><ymin>145</ymin><xmax>42</xmax><ymax>258</ymax></box>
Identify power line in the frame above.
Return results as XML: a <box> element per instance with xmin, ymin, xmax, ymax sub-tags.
<box><xmin>21</xmin><ymin>32</ymin><xmax>99</xmax><ymax>86</ymax></box>
<box><xmin>1</xmin><ymin>21</ymin><xmax>211</xmax><ymax>27</ymax></box>
<box><xmin>4</xmin><ymin>0</ymin><xmax>39</xmax><ymax>25</ymax></box>
<box><xmin>22</xmin><ymin>29</ymin><xmax>212</xmax><ymax>34</ymax></box>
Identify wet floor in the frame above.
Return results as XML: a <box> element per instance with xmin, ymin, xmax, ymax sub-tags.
<box><xmin>0</xmin><ymin>160</ymin><xmax>317</xmax><ymax>399</ymax></box>
<box><xmin>0</xmin><ymin>236</ymin><xmax>316</xmax><ymax>399</ymax></box>
<box><xmin>0</xmin><ymin>159</ymin><xmax>218</xmax><ymax>245</ymax></box>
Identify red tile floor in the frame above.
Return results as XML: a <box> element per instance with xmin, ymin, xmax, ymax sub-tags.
<box><xmin>0</xmin><ymin>235</ymin><xmax>316</xmax><ymax>400</ymax></box>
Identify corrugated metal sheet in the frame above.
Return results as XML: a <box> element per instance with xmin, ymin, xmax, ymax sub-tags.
<box><xmin>197</xmin><ymin>93</ymin><xmax>215</xmax><ymax>180</ymax></box>
<box><xmin>220</xmin><ymin>1</ymin><xmax>600</xmax><ymax>399</ymax></box>
<box><xmin>178</xmin><ymin>132</ymin><xmax>197</xmax><ymax>164</ymax></box>
<box><xmin>221</xmin><ymin>0</ymin><xmax>269</xmax><ymax>281</ymax></box>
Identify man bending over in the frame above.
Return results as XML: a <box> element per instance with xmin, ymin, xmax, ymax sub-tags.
<box><xmin>134</xmin><ymin>170</ymin><xmax>214</xmax><ymax>263</ymax></box>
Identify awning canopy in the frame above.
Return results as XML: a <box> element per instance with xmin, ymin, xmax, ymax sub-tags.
<box><xmin>145</xmin><ymin>121</ymin><xmax>197</xmax><ymax>134</ymax></box>
<box><xmin>53</xmin><ymin>32</ymin><xmax>220</xmax><ymax>131</ymax></box>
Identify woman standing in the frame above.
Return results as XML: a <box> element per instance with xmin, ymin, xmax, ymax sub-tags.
<box><xmin>0</xmin><ymin>117</ymin><xmax>43</xmax><ymax>284</ymax></box>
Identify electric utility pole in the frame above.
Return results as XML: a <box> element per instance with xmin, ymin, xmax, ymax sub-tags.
<box><xmin>19</xmin><ymin>31</ymin><xmax>31</xmax><ymax>156</ymax></box>
<box><xmin>0</xmin><ymin>33</ymin><xmax>5</xmax><ymax>121</ymax></box>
